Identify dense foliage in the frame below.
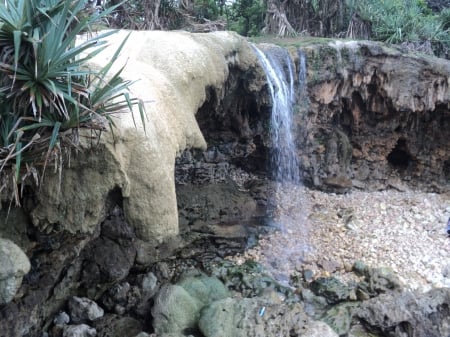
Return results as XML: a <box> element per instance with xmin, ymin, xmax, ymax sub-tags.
<box><xmin>0</xmin><ymin>0</ymin><xmax>143</xmax><ymax>203</ymax></box>
<box><xmin>102</xmin><ymin>0</ymin><xmax>450</xmax><ymax>57</ymax></box>
<box><xmin>346</xmin><ymin>0</ymin><xmax>450</xmax><ymax>57</ymax></box>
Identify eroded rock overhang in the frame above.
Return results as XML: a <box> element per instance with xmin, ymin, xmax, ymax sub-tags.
<box><xmin>30</xmin><ymin>30</ymin><xmax>261</xmax><ymax>244</ymax></box>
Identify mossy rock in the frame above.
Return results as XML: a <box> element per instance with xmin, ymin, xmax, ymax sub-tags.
<box><xmin>309</xmin><ymin>277</ymin><xmax>354</xmax><ymax>304</ymax></box>
<box><xmin>177</xmin><ymin>272</ymin><xmax>230</xmax><ymax>306</ymax></box>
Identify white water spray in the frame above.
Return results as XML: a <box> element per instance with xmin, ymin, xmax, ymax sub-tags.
<box><xmin>252</xmin><ymin>46</ymin><xmax>300</xmax><ymax>184</ymax></box>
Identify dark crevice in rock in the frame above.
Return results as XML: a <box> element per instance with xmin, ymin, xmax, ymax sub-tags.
<box><xmin>443</xmin><ymin>158</ymin><xmax>450</xmax><ymax>180</ymax></box>
<box><xmin>387</xmin><ymin>138</ymin><xmax>413</xmax><ymax>171</ymax></box>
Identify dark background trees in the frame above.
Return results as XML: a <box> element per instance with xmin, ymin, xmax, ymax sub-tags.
<box><xmin>100</xmin><ymin>0</ymin><xmax>450</xmax><ymax>58</ymax></box>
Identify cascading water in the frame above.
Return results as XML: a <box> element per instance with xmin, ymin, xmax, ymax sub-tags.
<box><xmin>252</xmin><ymin>45</ymin><xmax>312</xmax><ymax>283</ymax></box>
<box><xmin>298</xmin><ymin>50</ymin><xmax>307</xmax><ymax>102</ymax></box>
<box><xmin>252</xmin><ymin>46</ymin><xmax>300</xmax><ymax>184</ymax></box>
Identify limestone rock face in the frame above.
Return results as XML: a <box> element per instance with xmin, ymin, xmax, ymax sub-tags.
<box><xmin>30</xmin><ymin>31</ymin><xmax>258</xmax><ymax>244</ymax></box>
<box><xmin>294</xmin><ymin>40</ymin><xmax>450</xmax><ymax>192</ymax></box>
<box><xmin>0</xmin><ymin>238</ymin><xmax>31</xmax><ymax>304</ymax></box>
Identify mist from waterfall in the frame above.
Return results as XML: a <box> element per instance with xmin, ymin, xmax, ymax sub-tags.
<box><xmin>252</xmin><ymin>46</ymin><xmax>300</xmax><ymax>184</ymax></box>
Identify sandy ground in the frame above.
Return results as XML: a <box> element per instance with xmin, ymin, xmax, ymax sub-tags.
<box><xmin>231</xmin><ymin>185</ymin><xmax>450</xmax><ymax>292</ymax></box>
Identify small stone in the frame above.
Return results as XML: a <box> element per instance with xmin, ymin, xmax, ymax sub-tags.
<box><xmin>355</xmin><ymin>287</ymin><xmax>371</xmax><ymax>301</ymax></box>
<box><xmin>68</xmin><ymin>297</ymin><xmax>104</xmax><ymax>323</ymax></box>
<box><xmin>352</xmin><ymin>261</ymin><xmax>368</xmax><ymax>276</ymax></box>
<box><xmin>54</xmin><ymin>311</ymin><xmax>70</xmax><ymax>326</ymax></box>
<box><xmin>140</xmin><ymin>272</ymin><xmax>158</xmax><ymax>298</ymax></box>
<box><xmin>62</xmin><ymin>324</ymin><xmax>96</xmax><ymax>337</ymax></box>
<box><xmin>343</xmin><ymin>262</ymin><xmax>353</xmax><ymax>273</ymax></box>
<box><xmin>303</xmin><ymin>269</ymin><xmax>314</xmax><ymax>282</ymax></box>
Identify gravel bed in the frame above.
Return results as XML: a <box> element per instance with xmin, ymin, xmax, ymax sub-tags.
<box><xmin>231</xmin><ymin>185</ymin><xmax>450</xmax><ymax>292</ymax></box>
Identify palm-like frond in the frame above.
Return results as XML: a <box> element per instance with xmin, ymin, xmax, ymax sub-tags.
<box><xmin>0</xmin><ymin>0</ymin><xmax>144</xmax><ymax>203</ymax></box>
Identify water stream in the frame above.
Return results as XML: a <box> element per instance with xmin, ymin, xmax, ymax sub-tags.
<box><xmin>252</xmin><ymin>45</ymin><xmax>313</xmax><ymax>283</ymax></box>
<box><xmin>252</xmin><ymin>46</ymin><xmax>300</xmax><ymax>184</ymax></box>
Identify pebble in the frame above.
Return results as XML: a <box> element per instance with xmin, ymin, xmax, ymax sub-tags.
<box><xmin>68</xmin><ymin>296</ymin><xmax>104</xmax><ymax>324</ymax></box>
<box><xmin>231</xmin><ymin>185</ymin><xmax>450</xmax><ymax>292</ymax></box>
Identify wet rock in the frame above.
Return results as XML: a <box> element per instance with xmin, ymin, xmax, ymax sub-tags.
<box><xmin>322</xmin><ymin>302</ymin><xmax>359</xmax><ymax>336</ymax></box>
<box><xmin>93</xmin><ymin>314</ymin><xmax>144</xmax><ymax>337</ymax></box>
<box><xmin>151</xmin><ymin>284</ymin><xmax>201</xmax><ymax>336</ymax></box>
<box><xmin>198</xmin><ymin>297</ymin><xmax>309</xmax><ymax>337</ymax></box>
<box><xmin>356</xmin><ymin>287</ymin><xmax>450</xmax><ymax>337</ymax></box>
<box><xmin>309</xmin><ymin>277</ymin><xmax>354</xmax><ymax>304</ymax></box>
<box><xmin>0</xmin><ymin>238</ymin><xmax>31</xmax><ymax>304</ymax></box>
<box><xmin>68</xmin><ymin>297</ymin><xmax>104</xmax><ymax>324</ymax></box>
<box><xmin>62</xmin><ymin>324</ymin><xmax>96</xmax><ymax>337</ymax></box>
<box><xmin>82</xmin><ymin>236</ymin><xmax>136</xmax><ymax>285</ymax></box>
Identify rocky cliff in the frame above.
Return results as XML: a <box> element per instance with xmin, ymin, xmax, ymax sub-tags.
<box><xmin>0</xmin><ymin>31</ymin><xmax>449</xmax><ymax>336</ymax></box>
<box><xmin>295</xmin><ymin>39</ymin><xmax>450</xmax><ymax>192</ymax></box>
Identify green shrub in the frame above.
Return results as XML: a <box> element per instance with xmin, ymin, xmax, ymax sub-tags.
<box><xmin>346</xmin><ymin>0</ymin><xmax>450</xmax><ymax>55</ymax></box>
<box><xmin>0</xmin><ymin>0</ymin><xmax>143</xmax><ymax>203</ymax></box>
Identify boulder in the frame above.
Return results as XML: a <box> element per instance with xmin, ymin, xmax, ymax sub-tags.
<box><xmin>198</xmin><ymin>297</ymin><xmax>310</xmax><ymax>337</ymax></box>
<box><xmin>0</xmin><ymin>238</ymin><xmax>30</xmax><ymax>304</ymax></box>
<box><xmin>356</xmin><ymin>287</ymin><xmax>450</xmax><ymax>337</ymax></box>
<box><xmin>177</xmin><ymin>272</ymin><xmax>229</xmax><ymax>306</ymax></box>
<box><xmin>151</xmin><ymin>284</ymin><xmax>201</xmax><ymax>336</ymax></box>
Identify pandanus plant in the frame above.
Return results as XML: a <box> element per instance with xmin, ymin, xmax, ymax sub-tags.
<box><xmin>0</xmin><ymin>0</ymin><xmax>144</xmax><ymax>205</ymax></box>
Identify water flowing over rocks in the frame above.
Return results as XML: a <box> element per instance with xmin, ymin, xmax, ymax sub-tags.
<box><xmin>0</xmin><ymin>30</ymin><xmax>450</xmax><ymax>336</ymax></box>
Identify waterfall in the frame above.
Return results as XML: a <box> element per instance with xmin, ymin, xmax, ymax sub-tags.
<box><xmin>252</xmin><ymin>46</ymin><xmax>300</xmax><ymax>184</ymax></box>
<box><xmin>252</xmin><ymin>45</ymin><xmax>312</xmax><ymax>284</ymax></box>
<box><xmin>298</xmin><ymin>50</ymin><xmax>307</xmax><ymax>101</ymax></box>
